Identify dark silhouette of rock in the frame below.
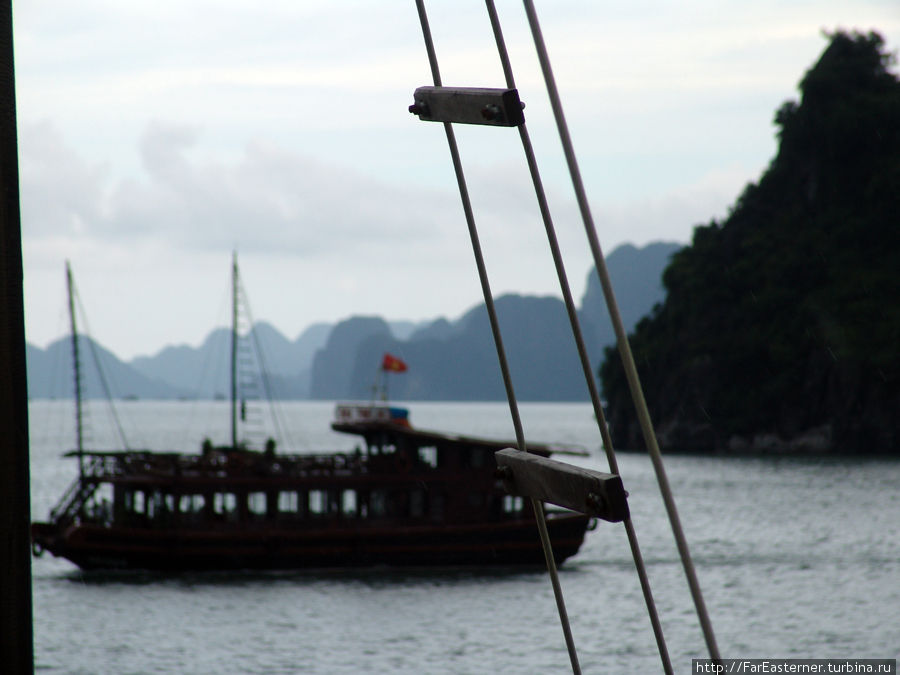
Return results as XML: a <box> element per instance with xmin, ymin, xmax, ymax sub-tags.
<box><xmin>600</xmin><ymin>31</ymin><xmax>900</xmax><ymax>454</ymax></box>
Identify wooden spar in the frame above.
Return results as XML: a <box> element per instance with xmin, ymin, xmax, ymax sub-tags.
<box><xmin>66</xmin><ymin>261</ymin><xmax>85</xmax><ymax>476</ymax></box>
<box><xmin>231</xmin><ymin>251</ymin><xmax>238</xmax><ymax>450</ymax></box>
<box><xmin>495</xmin><ymin>448</ymin><xmax>629</xmax><ymax>523</ymax></box>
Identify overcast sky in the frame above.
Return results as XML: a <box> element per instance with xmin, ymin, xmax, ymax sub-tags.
<box><xmin>14</xmin><ymin>1</ymin><xmax>900</xmax><ymax>360</ymax></box>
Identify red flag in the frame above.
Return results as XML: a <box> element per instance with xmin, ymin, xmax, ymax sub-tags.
<box><xmin>381</xmin><ymin>353</ymin><xmax>408</xmax><ymax>373</ymax></box>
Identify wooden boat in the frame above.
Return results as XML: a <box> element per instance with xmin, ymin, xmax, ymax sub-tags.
<box><xmin>31</xmin><ymin>261</ymin><xmax>593</xmax><ymax>571</ymax></box>
<box><xmin>31</xmin><ymin>402</ymin><xmax>592</xmax><ymax>571</ymax></box>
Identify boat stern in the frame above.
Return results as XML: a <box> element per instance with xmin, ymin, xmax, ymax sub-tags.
<box><xmin>30</xmin><ymin>520</ymin><xmax>64</xmax><ymax>558</ymax></box>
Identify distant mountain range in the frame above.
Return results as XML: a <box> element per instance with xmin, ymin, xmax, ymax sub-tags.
<box><xmin>27</xmin><ymin>242</ymin><xmax>681</xmax><ymax>401</ymax></box>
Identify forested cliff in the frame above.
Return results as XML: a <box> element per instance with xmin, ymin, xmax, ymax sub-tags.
<box><xmin>600</xmin><ymin>31</ymin><xmax>900</xmax><ymax>454</ymax></box>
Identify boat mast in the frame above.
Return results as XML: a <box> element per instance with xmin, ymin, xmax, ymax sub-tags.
<box><xmin>65</xmin><ymin>261</ymin><xmax>84</xmax><ymax>477</ymax></box>
<box><xmin>231</xmin><ymin>251</ymin><xmax>238</xmax><ymax>450</ymax></box>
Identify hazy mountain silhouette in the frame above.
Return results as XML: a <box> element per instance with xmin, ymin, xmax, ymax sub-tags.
<box><xmin>578</xmin><ymin>241</ymin><xmax>681</xmax><ymax>369</ymax></box>
<box><xmin>129</xmin><ymin>322</ymin><xmax>332</xmax><ymax>399</ymax></box>
<box><xmin>314</xmin><ymin>294</ymin><xmax>594</xmax><ymax>401</ymax></box>
<box><xmin>308</xmin><ymin>243</ymin><xmax>679</xmax><ymax>401</ymax></box>
<box><xmin>26</xmin><ymin>336</ymin><xmax>184</xmax><ymax>400</ymax></box>
<box><xmin>309</xmin><ymin>316</ymin><xmax>392</xmax><ymax>399</ymax></box>
<box><xmin>27</xmin><ymin>242</ymin><xmax>677</xmax><ymax>401</ymax></box>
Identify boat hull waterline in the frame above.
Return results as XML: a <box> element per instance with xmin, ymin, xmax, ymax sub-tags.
<box><xmin>32</xmin><ymin>512</ymin><xmax>589</xmax><ymax>571</ymax></box>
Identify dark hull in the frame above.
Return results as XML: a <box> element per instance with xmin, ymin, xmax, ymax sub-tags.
<box><xmin>32</xmin><ymin>512</ymin><xmax>590</xmax><ymax>572</ymax></box>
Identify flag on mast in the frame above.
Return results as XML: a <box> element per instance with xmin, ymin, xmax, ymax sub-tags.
<box><xmin>381</xmin><ymin>353</ymin><xmax>408</xmax><ymax>373</ymax></box>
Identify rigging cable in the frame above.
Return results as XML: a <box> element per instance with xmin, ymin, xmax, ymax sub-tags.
<box><xmin>521</xmin><ymin>0</ymin><xmax>721</xmax><ymax>661</ymax></box>
<box><xmin>483</xmin><ymin>1</ymin><xmax>672</xmax><ymax>671</ymax></box>
<box><xmin>183</xmin><ymin>269</ymin><xmax>234</xmax><ymax>449</ymax></box>
<box><xmin>238</xmin><ymin>278</ymin><xmax>300</xmax><ymax>453</ymax></box>
<box><xmin>413</xmin><ymin>2</ymin><xmax>581</xmax><ymax>673</ymax></box>
<box><xmin>72</xmin><ymin>282</ymin><xmax>131</xmax><ymax>450</ymax></box>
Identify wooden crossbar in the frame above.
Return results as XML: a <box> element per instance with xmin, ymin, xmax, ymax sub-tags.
<box><xmin>495</xmin><ymin>448</ymin><xmax>629</xmax><ymax>522</ymax></box>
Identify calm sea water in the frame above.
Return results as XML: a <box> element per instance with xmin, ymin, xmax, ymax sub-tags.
<box><xmin>29</xmin><ymin>400</ymin><xmax>900</xmax><ymax>673</ymax></box>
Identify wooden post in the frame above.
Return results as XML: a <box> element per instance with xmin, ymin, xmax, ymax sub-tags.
<box><xmin>0</xmin><ymin>1</ymin><xmax>35</xmax><ymax>671</ymax></box>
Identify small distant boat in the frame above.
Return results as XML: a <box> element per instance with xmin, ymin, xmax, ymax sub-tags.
<box><xmin>31</xmin><ymin>263</ymin><xmax>594</xmax><ymax>571</ymax></box>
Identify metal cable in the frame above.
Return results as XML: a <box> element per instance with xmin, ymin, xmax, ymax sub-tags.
<box><xmin>522</xmin><ymin>0</ymin><xmax>721</xmax><ymax>662</ymax></box>
<box><xmin>483</xmin><ymin>1</ymin><xmax>672</xmax><ymax>670</ymax></box>
<box><xmin>413</xmin><ymin>2</ymin><xmax>581</xmax><ymax>672</ymax></box>
<box><xmin>237</xmin><ymin>278</ymin><xmax>299</xmax><ymax>453</ymax></box>
<box><xmin>73</xmin><ymin>284</ymin><xmax>132</xmax><ymax>450</ymax></box>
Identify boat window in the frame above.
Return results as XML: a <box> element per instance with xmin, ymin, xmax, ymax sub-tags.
<box><xmin>430</xmin><ymin>492</ymin><xmax>444</xmax><ymax>521</ymax></box>
<box><xmin>180</xmin><ymin>494</ymin><xmax>205</xmax><ymax>514</ymax></box>
<box><xmin>410</xmin><ymin>489</ymin><xmax>426</xmax><ymax>517</ymax></box>
<box><xmin>147</xmin><ymin>491</ymin><xmax>171</xmax><ymax>519</ymax></box>
<box><xmin>86</xmin><ymin>484</ymin><xmax>113</xmax><ymax>524</ymax></box>
<box><xmin>328</xmin><ymin>491</ymin><xmax>341</xmax><ymax>514</ymax></box>
<box><xmin>418</xmin><ymin>446</ymin><xmax>438</xmax><ymax>468</ymax></box>
<box><xmin>341</xmin><ymin>490</ymin><xmax>357</xmax><ymax>516</ymax></box>
<box><xmin>213</xmin><ymin>492</ymin><xmax>238</xmax><ymax>515</ymax></box>
<box><xmin>278</xmin><ymin>491</ymin><xmax>299</xmax><ymax>513</ymax></box>
<box><xmin>469</xmin><ymin>449</ymin><xmax>487</xmax><ymax>468</ymax></box>
<box><xmin>388</xmin><ymin>491</ymin><xmax>409</xmax><ymax>517</ymax></box>
<box><xmin>132</xmin><ymin>491</ymin><xmax>145</xmax><ymax>514</ymax></box>
<box><xmin>248</xmin><ymin>492</ymin><xmax>267</xmax><ymax>517</ymax></box>
<box><xmin>503</xmin><ymin>495</ymin><xmax>524</xmax><ymax>514</ymax></box>
<box><xmin>370</xmin><ymin>490</ymin><xmax>386</xmax><ymax>517</ymax></box>
<box><xmin>309</xmin><ymin>490</ymin><xmax>326</xmax><ymax>515</ymax></box>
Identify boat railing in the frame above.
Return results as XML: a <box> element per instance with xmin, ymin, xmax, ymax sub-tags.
<box><xmin>78</xmin><ymin>449</ymin><xmax>370</xmax><ymax>481</ymax></box>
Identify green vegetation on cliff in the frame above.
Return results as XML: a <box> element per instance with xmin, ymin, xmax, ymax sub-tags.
<box><xmin>600</xmin><ymin>31</ymin><xmax>900</xmax><ymax>454</ymax></box>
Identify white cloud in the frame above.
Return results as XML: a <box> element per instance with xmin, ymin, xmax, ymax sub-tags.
<box><xmin>14</xmin><ymin>1</ymin><xmax>899</xmax><ymax>359</ymax></box>
<box><xmin>21</xmin><ymin>120</ymin><xmax>462</xmax><ymax>258</ymax></box>
<box><xmin>596</xmin><ymin>162</ymin><xmax>760</xmax><ymax>247</ymax></box>
<box><xmin>19</xmin><ymin>121</ymin><xmax>108</xmax><ymax>238</ymax></box>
